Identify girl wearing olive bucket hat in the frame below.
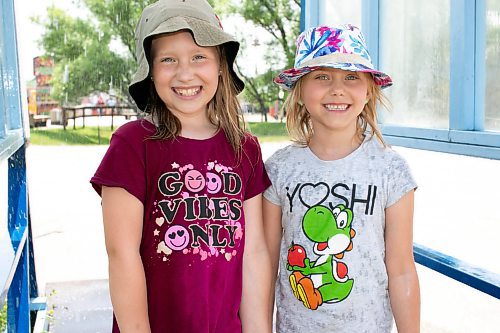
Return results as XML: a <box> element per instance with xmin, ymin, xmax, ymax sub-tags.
<box><xmin>91</xmin><ymin>1</ymin><xmax>272</xmax><ymax>332</ymax></box>
<box><xmin>263</xmin><ymin>24</ymin><xmax>420</xmax><ymax>332</ymax></box>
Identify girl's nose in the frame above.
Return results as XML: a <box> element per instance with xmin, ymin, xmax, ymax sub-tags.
<box><xmin>176</xmin><ymin>61</ymin><xmax>195</xmax><ymax>82</ymax></box>
<box><xmin>329</xmin><ymin>81</ymin><xmax>345</xmax><ymax>96</ymax></box>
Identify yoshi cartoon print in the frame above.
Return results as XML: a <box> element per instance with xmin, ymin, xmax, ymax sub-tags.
<box><xmin>264</xmin><ymin>139</ymin><xmax>418</xmax><ymax>332</ymax></box>
<box><xmin>286</xmin><ymin>204</ymin><xmax>356</xmax><ymax>310</ymax></box>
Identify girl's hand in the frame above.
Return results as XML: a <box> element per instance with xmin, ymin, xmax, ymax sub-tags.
<box><xmin>288</xmin><ymin>258</ymin><xmax>312</xmax><ymax>275</ymax></box>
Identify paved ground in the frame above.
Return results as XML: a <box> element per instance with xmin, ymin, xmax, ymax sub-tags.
<box><xmin>26</xmin><ymin>118</ymin><xmax>500</xmax><ymax>332</ymax></box>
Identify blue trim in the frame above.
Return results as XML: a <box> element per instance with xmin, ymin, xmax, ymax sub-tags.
<box><xmin>448</xmin><ymin>129</ymin><xmax>500</xmax><ymax>147</ymax></box>
<box><xmin>0</xmin><ymin>0</ymin><xmax>7</xmax><ymax>139</ymax></box>
<box><xmin>0</xmin><ymin>130</ymin><xmax>24</xmax><ymax>162</ymax></box>
<box><xmin>7</xmin><ymin>243</ymin><xmax>31</xmax><ymax>333</ymax></box>
<box><xmin>8</xmin><ymin>145</ymin><xmax>28</xmax><ymax>241</ymax></box>
<box><xmin>381</xmin><ymin>125</ymin><xmax>449</xmax><ymax>141</ymax></box>
<box><xmin>449</xmin><ymin>0</ymin><xmax>476</xmax><ymax>131</ymax></box>
<box><xmin>28</xmin><ymin>216</ymin><xmax>39</xmax><ymax>301</ymax></box>
<box><xmin>6</xmin><ymin>145</ymin><xmax>31</xmax><ymax>332</ymax></box>
<box><xmin>302</xmin><ymin>0</ymin><xmax>319</xmax><ymax>30</ymax></box>
<box><xmin>300</xmin><ymin>0</ymin><xmax>306</xmax><ymax>32</ymax></box>
<box><xmin>384</xmin><ymin>135</ymin><xmax>500</xmax><ymax>160</ymax></box>
<box><xmin>0</xmin><ymin>229</ymin><xmax>27</xmax><ymax>308</ymax></box>
<box><xmin>0</xmin><ymin>0</ymin><xmax>23</xmax><ymax>131</ymax></box>
<box><xmin>29</xmin><ymin>297</ymin><xmax>46</xmax><ymax>312</ymax></box>
<box><xmin>361</xmin><ymin>0</ymin><xmax>379</xmax><ymax>69</ymax></box>
<box><xmin>475</xmin><ymin>0</ymin><xmax>486</xmax><ymax>131</ymax></box>
<box><xmin>414</xmin><ymin>243</ymin><xmax>500</xmax><ymax>298</ymax></box>
<box><xmin>381</xmin><ymin>125</ymin><xmax>500</xmax><ymax>148</ymax></box>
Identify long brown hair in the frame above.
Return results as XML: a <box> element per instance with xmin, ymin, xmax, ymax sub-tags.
<box><xmin>145</xmin><ymin>44</ymin><xmax>246</xmax><ymax>156</ymax></box>
<box><xmin>284</xmin><ymin>72</ymin><xmax>388</xmax><ymax>146</ymax></box>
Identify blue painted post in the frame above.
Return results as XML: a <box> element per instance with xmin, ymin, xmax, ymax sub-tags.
<box><xmin>414</xmin><ymin>243</ymin><xmax>500</xmax><ymax>298</ymax></box>
<box><xmin>7</xmin><ymin>145</ymin><xmax>31</xmax><ymax>332</ymax></box>
<box><xmin>300</xmin><ymin>0</ymin><xmax>306</xmax><ymax>32</ymax></box>
<box><xmin>449</xmin><ymin>0</ymin><xmax>476</xmax><ymax>131</ymax></box>
<box><xmin>474</xmin><ymin>0</ymin><xmax>486</xmax><ymax>131</ymax></box>
<box><xmin>0</xmin><ymin>0</ymin><xmax>7</xmax><ymax>139</ymax></box>
<box><xmin>361</xmin><ymin>0</ymin><xmax>380</xmax><ymax>69</ymax></box>
<box><xmin>7</xmin><ymin>243</ymin><xmax>30</xmax><ymax>333</ymax></box>
<box><xmin>302</xmin><ymin>0</ymin><xmax>320</xmax><ymax>31</ymax></box>
<box><xmin>1</xmin><ymin>0</ymin><xmax>23</xmax><ymax>131</ymax></box>
<box><xmin>28</xmin><ymin>218</ymin><xmax>39</xmax><ymax>301</ymax></box>
<box><xmin>362</xmin><ymin>0</ymin><xmax>383</xmax><ymax>122</ymax></box>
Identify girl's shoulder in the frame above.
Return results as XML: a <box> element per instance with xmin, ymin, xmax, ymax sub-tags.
<box><xmin>112</xmin><ymin>118</ymin><xmax>156</xmax><ymax>142</ymax></box>
<box><xmin>266</xmin><ymin>143</ymin><xmax>306</xmax><ymax>166</ymax></box>
<box><xmin>363</xmin><ymin>135</ymin><xmax>411</xmax><ymax>167</ymax></box>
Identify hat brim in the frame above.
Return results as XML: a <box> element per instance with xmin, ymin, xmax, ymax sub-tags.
<box><xmin>129</xmin><ymin>16</ymin><xmax>244</xmax><ymax>111</ymax></box>
<box><xmin>274</xmin><ymin>63</ymin><xmax>393</xmax><ymax>90</ymax></box>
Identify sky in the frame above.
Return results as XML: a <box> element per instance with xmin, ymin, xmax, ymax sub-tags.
<box><xmin>15</xmin><ymin>0</ymin><xmax>85</xmax><ymax>84</ymax></box>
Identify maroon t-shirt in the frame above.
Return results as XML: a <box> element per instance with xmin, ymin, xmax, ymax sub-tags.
<box><xmin>91</xmin><ymin>119</ymin><xmax>271</xmax><ymax>333</ymax></box>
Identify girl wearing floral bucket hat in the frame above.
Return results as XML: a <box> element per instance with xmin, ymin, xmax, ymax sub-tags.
<box><xmin>264</xmin><ymin>24</ymin><xmax>420</xmax><ymax>333</ymax></box>
<box><xmin>91</xmin><ymin>1</ymin><xmax>272</xmax><ymax>332</ymax></box>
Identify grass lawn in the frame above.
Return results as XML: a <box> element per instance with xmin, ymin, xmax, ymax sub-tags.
<box><xmin>29</xmin><ymin>122</ymin><xmax>289</xmax><ymax>145</ymax></box>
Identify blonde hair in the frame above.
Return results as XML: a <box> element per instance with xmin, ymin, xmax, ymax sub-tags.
<box><xmin>284</xmin><ymin>73</ymin><xmax>388</xmax><ymax>146</ymax></box>
<box><xmin>145</xmin><ymin>45</ymin><xmax>246</xmax><ymax>156</ymax></box>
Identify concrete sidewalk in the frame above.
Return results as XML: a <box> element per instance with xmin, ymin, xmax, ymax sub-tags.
<box><xmin>27</xmin><ymin>134</ymin><xmax>500</xmax><ymax>332</ymax></box>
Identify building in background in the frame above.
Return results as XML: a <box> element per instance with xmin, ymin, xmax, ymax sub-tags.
<box><xmin>27</xmin><ymin>56</ymin><xmax>59</xmax><ymax>116</ymax></box>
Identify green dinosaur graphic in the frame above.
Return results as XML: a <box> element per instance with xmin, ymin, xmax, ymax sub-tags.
<box><xmin>287</xmin><ymin>204</ymin><xmax>356</xmax><ymax>310</ymax></box>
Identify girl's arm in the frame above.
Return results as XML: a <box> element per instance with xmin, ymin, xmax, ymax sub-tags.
<box><xmin>240</xmin><ymin>194</ymin><xmax>273</xmax><ymax>333</ymax></box>
<box><xmin>263</xmin><ymin>198</ymin><xmax>283</xmax><ymax>323</ymax></box>
<box><xmin>102</xmin><ymin>186</ymin><xmax>151</xmax><ymax>333</ymax></box>
<box><xmin>385</xmin><ymin>190</ymin><xmax>420</xmax><ymax>333</ymax></box>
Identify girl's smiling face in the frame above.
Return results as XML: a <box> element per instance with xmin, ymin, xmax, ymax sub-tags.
<box><xmin>150</xmin><ymin>30</ymin><xmax>220</xmax><ymax>121</ymax></box>
<box><xmin>300</xmin><ymin>67</ymin><xmax>371</xmax><ymax>135</ymax></box>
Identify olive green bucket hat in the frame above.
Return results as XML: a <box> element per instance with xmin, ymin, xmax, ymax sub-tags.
<box><xmin>129</xmin><ymin>0</ymin><xmax>245</xmax><ymax>111</ymax></box>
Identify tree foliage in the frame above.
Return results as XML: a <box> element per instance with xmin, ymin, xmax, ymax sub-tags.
<box><xmin>235</xmin><ymin>0</ymin><xmax>300</xmax><ymax>68</ymax></box>
<box><xmin>35</xmin><ymin>0</ymin><xmax>300</xmax><ymax>112</ymax></box>
<box><xmin>228</xmin><ymin>0</ymin><xmax>300</xmax><ymax>116</ymax></box>
<box><xmin>35</xmin><ymin>1</ymin><xmax>152</xmax><ymax>104</ymax></box>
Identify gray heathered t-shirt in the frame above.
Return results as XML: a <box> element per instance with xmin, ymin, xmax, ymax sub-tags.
<box><xmin>264</xmin><ymin>136</ymin><xmax>417</xmax><ymax>333</ymax></box>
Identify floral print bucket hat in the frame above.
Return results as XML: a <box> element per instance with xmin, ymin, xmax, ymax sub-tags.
<box><xmin>274</xmin><ymin>24</ymin><xmax>392</xmax><ymax>90</ymax></box>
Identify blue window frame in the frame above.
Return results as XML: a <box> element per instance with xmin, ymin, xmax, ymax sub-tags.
<box><xmin>373</xmin><ymin>0</ymin><xmax>499</xmax><ymax>160</ymax></box>
<box><xmin>303</xmin><ymin>0</ymin><xmax>500</xmax><ymax>160</ymax></box>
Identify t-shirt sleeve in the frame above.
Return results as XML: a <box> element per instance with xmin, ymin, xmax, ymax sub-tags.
<box><xmin>243</xmin><ymin>136</ymin><xmax>271</xmax><ymax>201</ymax></box>
<box><xmin>263</xmin><ymin>152</ymin><xmax>281</xmax><ymax>206</ymax></box>
<box><xmin>90</xmin><ymin>133</ymin><xmax>146</xmax><ymax>205</ymax></box>
<box><xmin>386</xmin><ymin>154</ymin><xmax>417</xmax><ymax>208</ymax></box>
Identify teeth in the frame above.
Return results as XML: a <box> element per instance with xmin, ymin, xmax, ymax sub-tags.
<box><xmin>175</xmin><ymin>88</ymin><xmax>200</xmax><ymax>96</ymax></box>
<box><xmin>325</xmin><ymin>104</ymin><xmax>348</xmax><ymax>111</ymax></box>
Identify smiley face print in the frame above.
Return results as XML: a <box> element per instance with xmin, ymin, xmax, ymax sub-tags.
<box><xmin>164</xmin><ymin>225</ymin><xmax>189</xmax><ymax>251</ymax></box>
<box><xmin>206</xmin><ymin>172</ymin><xmax>222</xmax><ymax>194</ymax></box>
<box><xmin>184</xmin><ymin>169</ymin><xmax>205</xmax><ymax>192</ymax></box>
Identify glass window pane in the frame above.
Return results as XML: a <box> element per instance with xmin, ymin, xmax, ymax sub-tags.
<box><xmin>321</xmin><ymin>0</ymin><xmax>362</xmax><ymax>28</ymax></box>
<box><xmin>379</xmin><ymin>1</ymin><xmax>450</xmax><ymax>128</ymax></box>
<box><xmin>485</xmin><ymin>0</ymin><xmax>500</xmax><ymax>131</ymax></box>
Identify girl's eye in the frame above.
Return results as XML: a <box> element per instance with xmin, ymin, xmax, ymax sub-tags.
<box><xmin>315</xmin><ymin>74</ymin><xmax>329</xmax><ymax>80</ymax></box>
<box><xmin>160</xmin><ymin>57</ymin><xmax>175</xmax><ymax>63</ymax></box>
<box><xmin>345</xmin><ymin>74</ymin><xmax>359</xmax><ymax>80</ymax></box>
<box><xmin>193</xmin><ymin>55</ymin><xmax>206</xmax><ymax>61</ymax></box>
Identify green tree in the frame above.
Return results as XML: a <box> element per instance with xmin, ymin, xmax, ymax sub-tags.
<box><xmin>229</xmin><ymin>0</ymin><xmax>300</xmax><ymax>120</ymax></box>
<box><xmin>35</xmin><ymin>1</ymin><xmax>152</xmax><ymax>104</ymax></box>
<box><xmin>36</xmin><ymin>0</ymin><xmax>300</xmax><ymax>112</ymax></box>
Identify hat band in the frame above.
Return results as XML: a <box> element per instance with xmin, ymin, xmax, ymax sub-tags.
<box><xmin>298</xmin><ymin>53</ymin><xmax>374</xmax><ymax>69</ymax></box>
